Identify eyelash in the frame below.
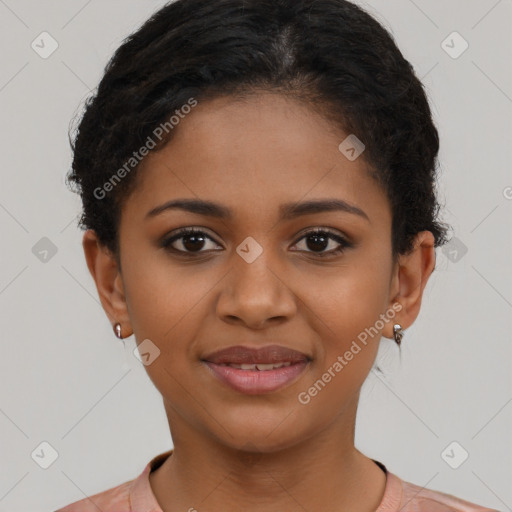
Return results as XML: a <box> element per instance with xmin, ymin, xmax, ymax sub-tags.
<box><xmin>160</xmin><ymin>227</ymin><xmax>352</xmax><ymax>258</ymax></box>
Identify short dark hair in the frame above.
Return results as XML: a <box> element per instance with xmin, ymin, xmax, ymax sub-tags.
<box><xmin>66</xmin><ymin>0</ymin><xmax>450</xmax><ymax>265</ymax></box>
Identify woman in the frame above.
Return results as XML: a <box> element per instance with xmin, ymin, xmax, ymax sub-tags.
<box><xmin>56</xmin><ymin>0</ymin><xmax>499</xmax><ymax>510</ymax></box>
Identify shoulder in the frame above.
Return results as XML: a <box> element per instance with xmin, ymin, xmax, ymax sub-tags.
<box><xmin>54</xmin><ymin>450</ymin><xmax>172</xmax><ymax>512</ymax></box>
<box><xmin>54</xmin><ymin>478</ymin><xmax>133</xmax><ymax>511</ymax></box>
<box><xmin>395</xmin><ymin>473</ymin><xmax>500</xmax><ymax>512</ymax></box>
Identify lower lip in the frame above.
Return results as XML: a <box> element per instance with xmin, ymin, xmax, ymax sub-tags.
<box><xmin>203</xmin><ymin>361</ymin><xmax>309</xmax><ymax>394</ymax></box>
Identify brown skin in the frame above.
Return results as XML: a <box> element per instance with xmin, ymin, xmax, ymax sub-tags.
<box><xmin>83</xmin><ymin>93</ymin><xmax>436</xmax><ymax>512</ymax></box>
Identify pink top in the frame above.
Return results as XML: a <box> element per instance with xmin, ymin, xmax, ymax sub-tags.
<box><xmin>55</xmin><ymin>450</ymin><xmax>499</xmax><ymax>512</ymax></box>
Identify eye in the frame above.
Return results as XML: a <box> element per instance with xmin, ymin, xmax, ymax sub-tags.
<box><xmin>291</xmin><ymin>228</ymin><xmax>352</xmax><ymax>257</ymax></box>
<box><xmin>160</xmin><ymin>228</ymin><xmax>222</xmax><ymax>254</ymax></box>
<box><xmin>161</xmin><ymin>227</ymin><xmax>352</xmax><ymax>257</ymax></box>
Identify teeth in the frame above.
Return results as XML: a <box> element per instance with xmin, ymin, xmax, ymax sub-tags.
<box><xmin>223</xmin><ymin>362</ymin><xmax>293</xmax><ymax>370</ymax></box>
<box><xmin>255</xmin><ymin>363</ymin><xmax>277</xmax><ymax>371</ymax></box>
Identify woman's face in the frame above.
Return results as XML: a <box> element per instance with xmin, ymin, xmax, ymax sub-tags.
<box><xmin>113</xmin><ymin>92</ymin><xmax>402</xmax><ymax>451</ymax></box>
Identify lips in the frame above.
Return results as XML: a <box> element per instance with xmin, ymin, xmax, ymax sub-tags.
<box><xmin>202</xmin><ymin>344</ymin><xmax>310</xmax><ymax>365</ymax></box>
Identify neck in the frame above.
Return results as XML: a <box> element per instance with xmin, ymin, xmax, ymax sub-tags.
<box><xmin>149</xmin><ymin>402</ymin><xmax>387</xmax><ymax>512</ymax></box>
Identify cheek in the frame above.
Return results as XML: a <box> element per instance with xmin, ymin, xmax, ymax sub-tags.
<box><xmin>121</xmin><ymin>258</ymin><xmax>211</xmax><ymax>399</ymax></box>
<box><xmin>122</xmin><ymin>255</ymin><xmax>217</xmax><ymax>343</ymax></box>
<box><xmin>298</xmin><ymin>252</ymin><xmax>392</xmax><ymax>398</ymax></box>
<box><xmin>296</xmin><ymin>287</ymin><xmax>386</xmax><ymax>418</ymax></box>
<box><xmin>311</xmin><ymin>257</ymin><xmax>392</xmax><ymax>346</ymax></box>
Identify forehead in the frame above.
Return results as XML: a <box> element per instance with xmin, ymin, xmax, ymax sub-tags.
<box><xmin>123</xmin><ymin>92</ymin><xmax>390</xmax><ymax>227</ymax></box>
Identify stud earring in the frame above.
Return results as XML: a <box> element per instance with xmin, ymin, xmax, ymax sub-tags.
<box><xmin>114</xmin><ymin>322</ymin><xmax>123</xmax><ymax>340</ymax></box>
<box><xmin>393</xmin><ymin>324</ymin><xmax>403</xmax><ymax>346</ymax></box>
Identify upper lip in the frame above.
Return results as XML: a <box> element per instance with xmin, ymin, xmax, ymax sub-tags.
<box><xmin>203</xmin><ymin>344</ymin><xmax>310</xmax><ymax>364</ymax></box>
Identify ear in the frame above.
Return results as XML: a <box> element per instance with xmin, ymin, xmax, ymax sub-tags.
<box><xmin>383</xmin><ymin>230</ymin><xmax>436</xmax><ymax>339</ymax></box>
<box><xmin>82</xmin><ymin>229</ymin><xmax>132</xmax><ymax>338</ymax></box>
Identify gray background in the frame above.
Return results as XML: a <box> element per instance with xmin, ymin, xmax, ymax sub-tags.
<box><xmin>0</xmin><ymin>0</ymin><xmax>511</xmax><ymax>510</ymax></box>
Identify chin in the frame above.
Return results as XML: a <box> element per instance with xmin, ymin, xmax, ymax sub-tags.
<box><xmin>209</xmin><ymin>415</ymin><xmax>311</xmax><ymax>454</ymax></box>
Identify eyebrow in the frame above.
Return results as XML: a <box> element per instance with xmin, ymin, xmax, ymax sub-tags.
<box><xmin>145</xmin><ymin>198</ymin><xmax>370</xmax><ymax>222</ymax></box>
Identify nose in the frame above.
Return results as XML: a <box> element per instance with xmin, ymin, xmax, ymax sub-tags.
<box><xmin>215</xmin><ymin>249</ymin><xmax>297</xmax><ymax>329</ymax></box>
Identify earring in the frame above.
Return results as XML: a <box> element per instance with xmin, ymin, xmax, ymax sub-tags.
<box><xmin>393</xmin><ymin>324</ymin><xmax>403</xmax><ymax>346</ymax></box>
<box><xmin>114</xmin><ymin>322</ymin><xmax>123</xmax><ymax>340</ymax></box>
